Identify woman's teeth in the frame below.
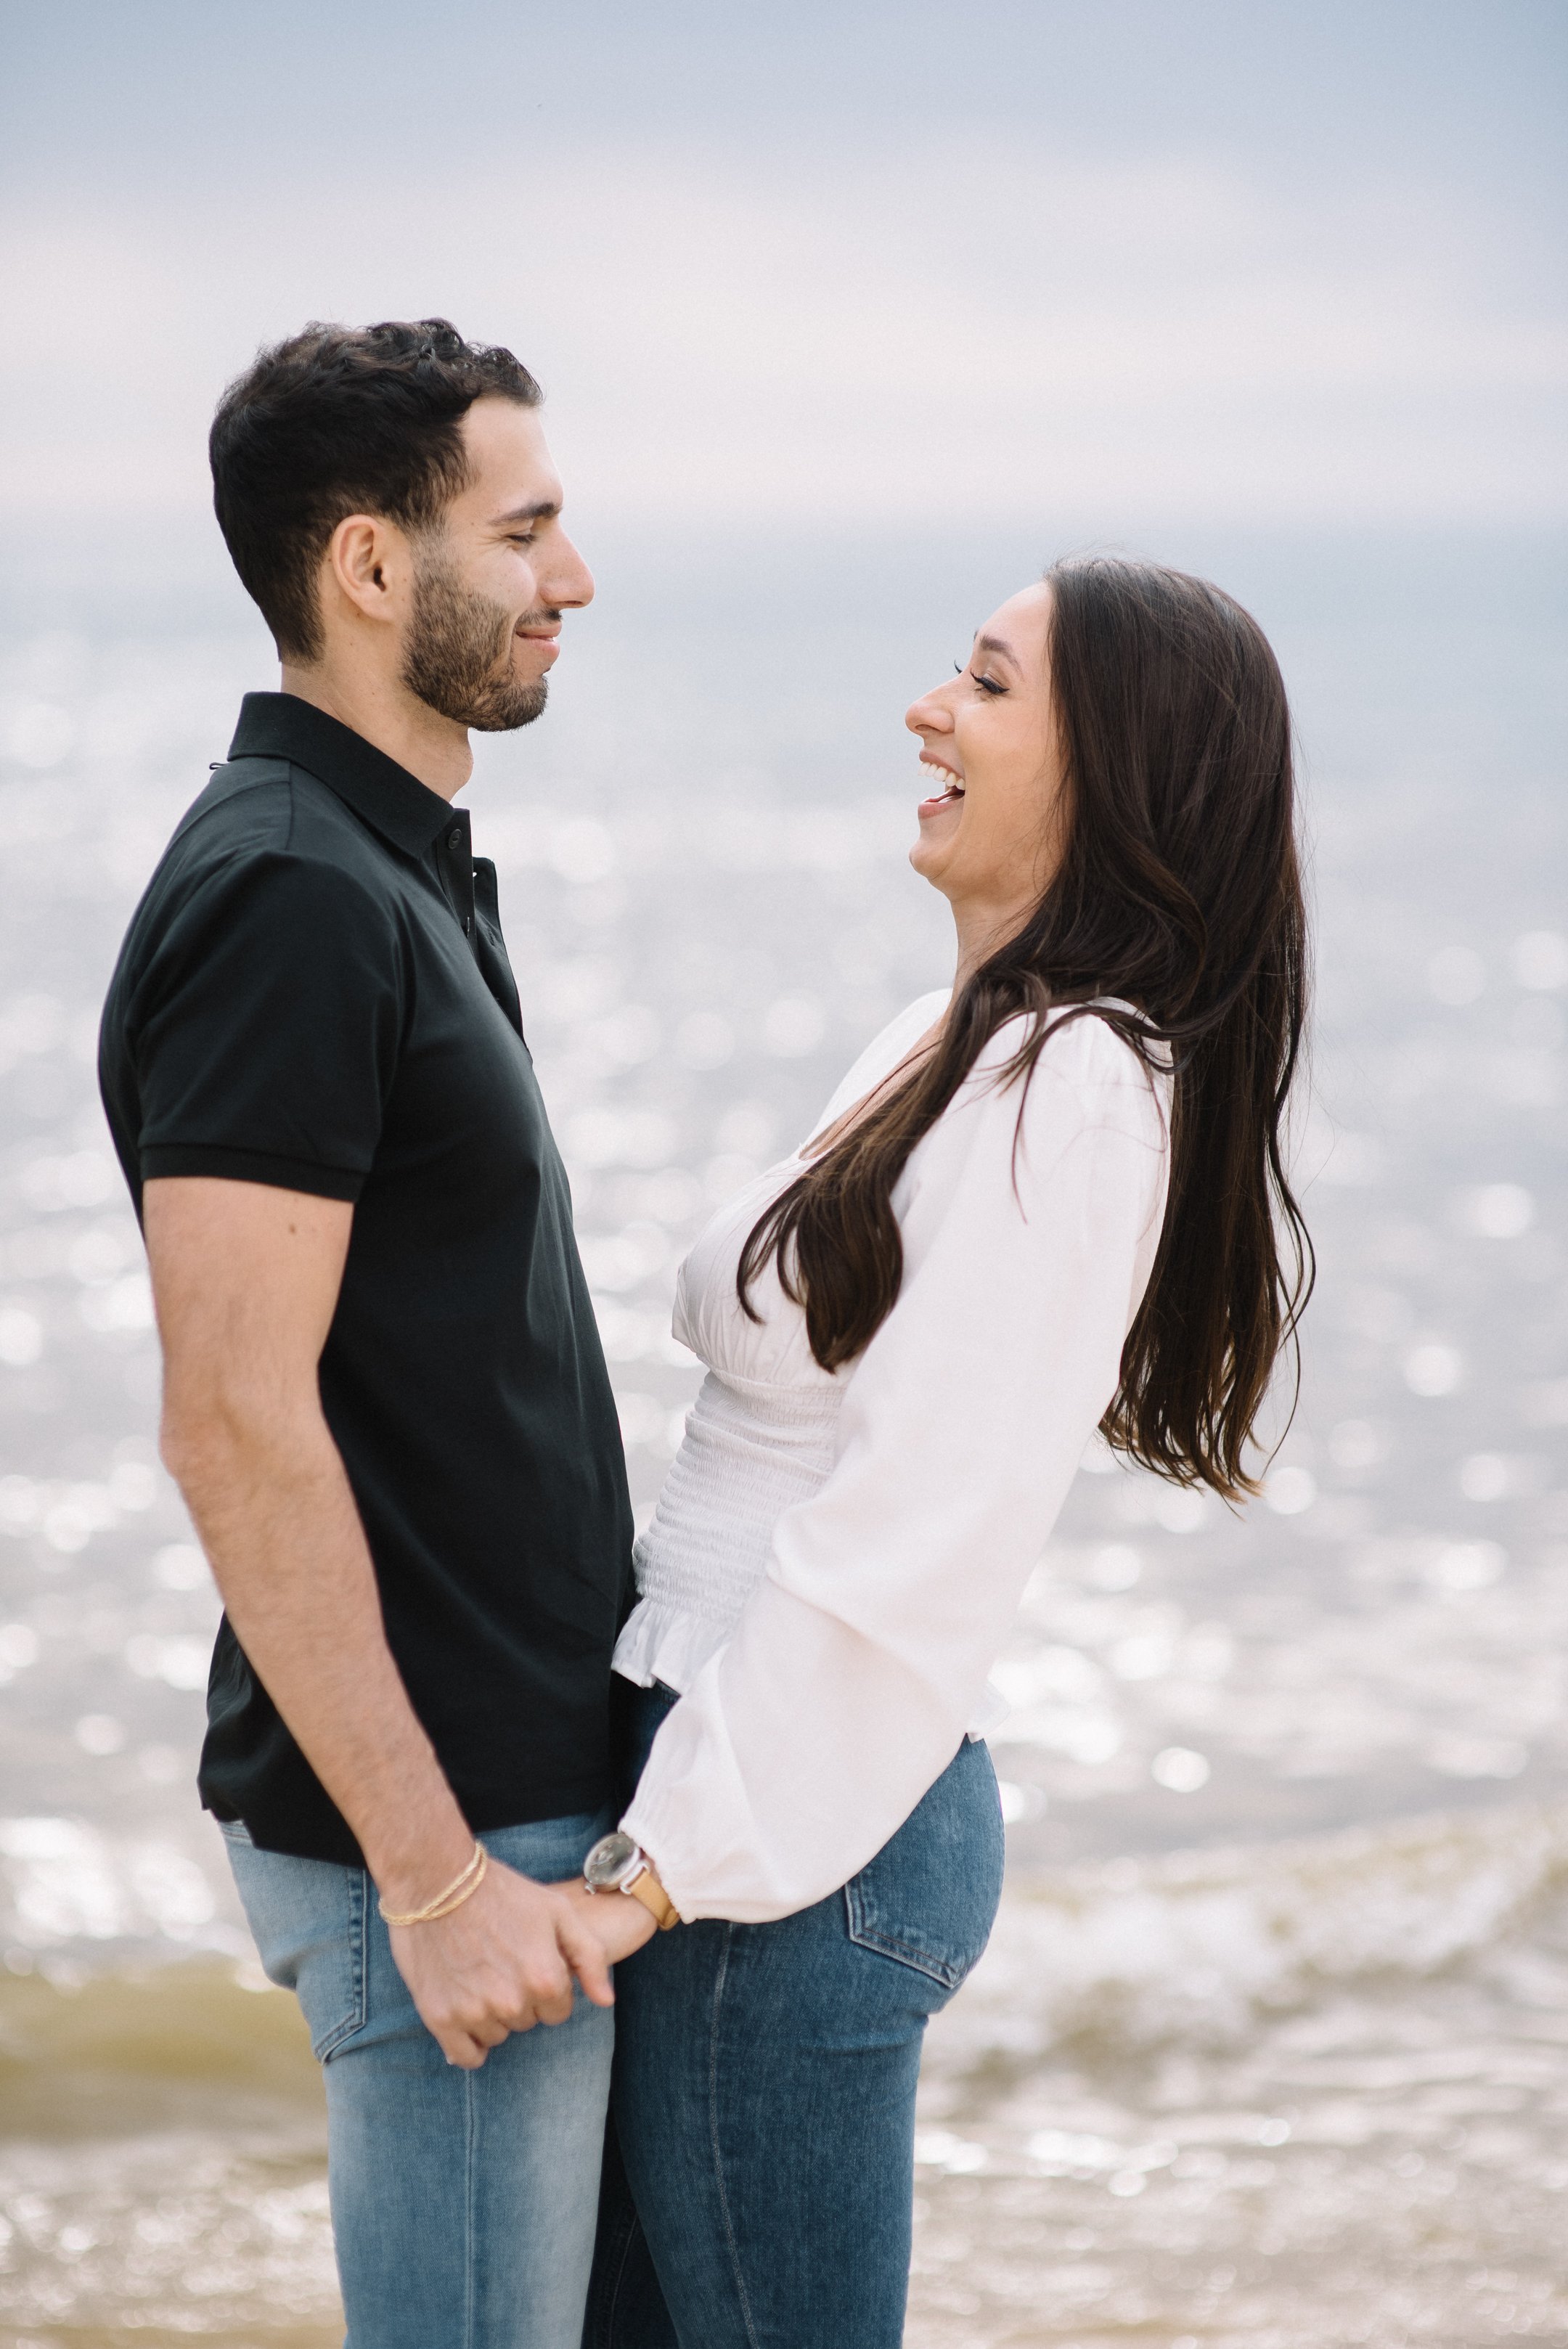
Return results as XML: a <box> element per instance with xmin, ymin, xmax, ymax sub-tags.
<box><xmin>923</xmin><ymin>764</ymin><xmax>964</xmax><ymax>799</ymax></box>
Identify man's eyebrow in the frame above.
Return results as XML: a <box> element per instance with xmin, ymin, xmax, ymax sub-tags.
<box><xmin>974</xmin><ymin>632</ymin><xmax>1016</xmax><ymax>661</ymax></box>
<box><xmin>491</xmin><ymin>499</ymin><xmax>560</xmax><ymax>526</ymax></box>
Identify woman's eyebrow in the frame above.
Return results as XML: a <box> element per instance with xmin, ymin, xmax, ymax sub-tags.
<box><xmin>973</xmin><ymin>633</ymin><xmax>1016</xmax><ymax>662</ymax></box>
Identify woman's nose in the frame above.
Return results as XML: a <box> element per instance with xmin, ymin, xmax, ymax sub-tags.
<box><xmin>905</xmin><ymin>692</ymin><xmax>953</xmax><ymax>736</ymax></box>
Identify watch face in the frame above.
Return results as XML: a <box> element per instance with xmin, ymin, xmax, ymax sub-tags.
<box><xmin>584</xmin><ymin>1831</ymin><xmax>639</xmax><ymax>1892</ymax></box>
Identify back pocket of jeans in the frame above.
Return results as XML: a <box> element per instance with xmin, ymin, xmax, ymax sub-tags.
<box><xmin>221</xmin><ymin>1823</ymin><xmax>369</xmax><ymax>2060</ymax></box>
<box><xmin>844</xmin><ymin>1738</ymin><xmax>1005</xmax><ymax>1993</ymax></box>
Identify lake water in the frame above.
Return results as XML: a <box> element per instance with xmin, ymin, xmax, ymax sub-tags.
<box><xmin>1</xmin><ymin>524</ymin><xmax>1565</xmax><ymax>2345</ymax></box>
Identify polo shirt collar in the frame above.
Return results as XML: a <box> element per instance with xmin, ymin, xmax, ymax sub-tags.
<box><xmin>229</xmin><ymin>692</ymin><xmax>458</xmax><ymax>859</ymax></box>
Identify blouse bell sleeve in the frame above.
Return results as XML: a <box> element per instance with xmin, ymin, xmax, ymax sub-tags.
<box><xmin>621</xmin><ymin>1013</ymin><xmax>1171</xmax><ymax>1923</ymax></box>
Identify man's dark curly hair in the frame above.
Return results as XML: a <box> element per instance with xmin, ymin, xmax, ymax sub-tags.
<box><xmin>210</xmin><ymin>318</ymin><xmax>542</xmax><ymax>661</ymax></box>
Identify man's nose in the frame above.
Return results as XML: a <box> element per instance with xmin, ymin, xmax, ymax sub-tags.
<box><xmin>550</xmin><ymin>533</ymin><xmax>595</xmax><ymax>610</ymax></box>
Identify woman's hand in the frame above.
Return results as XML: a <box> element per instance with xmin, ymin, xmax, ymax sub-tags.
<box><xmin>556</xmin><ymin>1876</ymin><xmax>659</xmax><ymax>1965</ymax></box>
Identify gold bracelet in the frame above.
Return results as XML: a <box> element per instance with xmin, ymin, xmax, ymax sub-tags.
<box><xmin>378</xmin><ymin>1840</ymin><xmax>489</xmax><ymax>1926</ymax></box>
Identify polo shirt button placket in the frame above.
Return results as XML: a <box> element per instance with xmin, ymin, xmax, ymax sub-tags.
<box><xmin>443</xmin><ymin>822</ymin><xmax>475</xmax><ymax>940</ymax></box>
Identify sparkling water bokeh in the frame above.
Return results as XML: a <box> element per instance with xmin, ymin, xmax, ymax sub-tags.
<box><xmin>1</xmin><ymin>526</ymin><xmax>1564</xmax><ymax>2344</ymax></box>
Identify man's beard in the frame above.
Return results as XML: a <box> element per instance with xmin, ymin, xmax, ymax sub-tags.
<box><xmin>401</xmin><ymin>555</ymin><xmax>550</xmax><ymax>732</ymax></box>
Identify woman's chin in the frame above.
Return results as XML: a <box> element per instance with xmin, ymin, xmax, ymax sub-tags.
<box><xmin>907</xmin><ymin>835</ymin><xmax>957</xmax><ymax>895</ymax></box>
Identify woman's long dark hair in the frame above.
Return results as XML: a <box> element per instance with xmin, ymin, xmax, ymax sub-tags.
<box><xmin>738</xmin><ymin>555</ymin><xmax>1312</xmax><ymax>1500</ymax></box>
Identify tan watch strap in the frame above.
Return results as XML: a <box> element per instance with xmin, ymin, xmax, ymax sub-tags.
<box><xmin>626</xmin><ymin>1864</ymin><xmax>680</xmax><ymax>1931</ymax></box>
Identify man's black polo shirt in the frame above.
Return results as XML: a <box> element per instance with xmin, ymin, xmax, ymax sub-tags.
<box><xmin>99</xmin><ymin>693</ymin><xmax>632</xmax><ymax>1865</ymax></box>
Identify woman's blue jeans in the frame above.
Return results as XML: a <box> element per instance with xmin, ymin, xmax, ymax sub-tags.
<box><xmin>584</xmin><ymin>1683</ymin><xmax>1005</xmax><ymax>2349</ymax></box>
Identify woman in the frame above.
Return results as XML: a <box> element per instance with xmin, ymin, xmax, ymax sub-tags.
<box><xmin>570</xmin><ymin>555</ymin><xmax>1310</xmax><ymax>2346</ymax></box>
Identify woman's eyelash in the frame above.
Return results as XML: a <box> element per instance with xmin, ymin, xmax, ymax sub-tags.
<box><xmin>975</xmin><ymin>674</ymin><xmax>1005</xmax><ymax>696</ymax></box>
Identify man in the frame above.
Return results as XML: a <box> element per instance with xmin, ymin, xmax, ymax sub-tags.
<box><xmin>99</xmin><ymin>319</ymin><xmax>651</xmax><ymax>2348</ymax></box>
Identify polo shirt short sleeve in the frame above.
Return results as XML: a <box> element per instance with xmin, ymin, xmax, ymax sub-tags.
<box><xmin>99</xmin><ymin>694</ymin><xmax>634</xmax><ymax>1866</ymax></box>
<box><xmin>132</xmin><ymin>849</ymin><xmax>400</xmax><ymax>1201</ymax></box>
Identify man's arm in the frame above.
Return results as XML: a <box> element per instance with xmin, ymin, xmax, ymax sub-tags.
<box><xmin>144</xmin><ymin>1174</ymin><xmax>632</xmax><ymax>2064</ymax></box>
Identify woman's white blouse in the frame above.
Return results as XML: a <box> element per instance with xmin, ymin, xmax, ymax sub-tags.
<box><xmin>616</xmin><ymin>991</ymin><xmax>1172</xmax><ymax>1924</ymax></box>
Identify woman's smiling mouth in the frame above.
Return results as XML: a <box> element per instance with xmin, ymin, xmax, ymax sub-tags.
<box><xmin>918</xmin><ymin>758</ymin><xmax>965</xmax><ymax>814</ymax></box>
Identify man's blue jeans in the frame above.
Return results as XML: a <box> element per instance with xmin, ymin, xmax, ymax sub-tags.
<box><xmin>584</xmin><ymin>1686</ymin><xmax>1005</xmax><ymax>2348</ymax></box>
<box><xmin>223</xmin><ymin>1807</ymin><xmax>616</xmax><ymax>2349</ymax></box>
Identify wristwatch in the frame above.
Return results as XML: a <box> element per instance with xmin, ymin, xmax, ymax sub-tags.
<box><xmin>582</xmin><ymin>1830</ymin><xmax>680</xmax><ymax>1929</ymax></box>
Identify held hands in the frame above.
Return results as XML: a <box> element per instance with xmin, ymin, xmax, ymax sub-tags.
<box><xmin>388</xmin><ymin>1856</ymin><xmax>622</xmax><ymax>2069</ymax></box>
<box><xmin>557</xmin><ymin>1876</ymin><xmax>659</xmax><ymax>1966</ymax></box>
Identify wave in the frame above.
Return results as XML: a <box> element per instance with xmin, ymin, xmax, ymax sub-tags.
<box><xmin>931</xmin><ymin>1794</ymin><xmax>1568</xmax><ymax>2067</ymax></box>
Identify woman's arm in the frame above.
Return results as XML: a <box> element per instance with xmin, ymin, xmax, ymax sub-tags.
<box><xmin>624</xmin><ymin>1017</ymin><xmax>1170</xmax><ymax>1922</ymax></box>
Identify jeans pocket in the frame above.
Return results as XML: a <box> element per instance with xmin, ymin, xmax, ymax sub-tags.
<box><xmin>222</xmin><ymin>1826</ymin><xmax>370</xmax><ymax>2061</ymax></box>
<box><xmin>844</xmin><ymin>1737</ymin><xmax>1006</xmax><ymax>1995</ymax></box>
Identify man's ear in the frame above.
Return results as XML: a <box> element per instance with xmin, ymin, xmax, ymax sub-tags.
<box><xmin>322</xmin><ymin>512</ymin><xmax>412</xmax><ymax>631</ymax></box>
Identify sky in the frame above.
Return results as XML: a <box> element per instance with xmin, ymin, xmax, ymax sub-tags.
<box><xmin>1</xmin><ymin>0</ymin><xmax>1564</xmax><ymax>547</ymax></box>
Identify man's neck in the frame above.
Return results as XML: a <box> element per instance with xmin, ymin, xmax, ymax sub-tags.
<box><xmin>278</xmin><ymin>662</ymin><xmax>473</xmax><ymax>801</ymax></box>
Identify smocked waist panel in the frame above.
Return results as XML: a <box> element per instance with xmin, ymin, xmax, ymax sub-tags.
<box><xmin>627</xmin><ymin>1370</ymin><xmax>841</xmax><ymax>1643</ymax></box>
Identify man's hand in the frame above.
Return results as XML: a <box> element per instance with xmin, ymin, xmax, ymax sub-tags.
<box><xmin>390</xmin><ymin>1859</ymin><xmax>617</xmax><ymax>2069</ymax></box>
<box><xmin>556</xmin><ymin>1877</ymin><xmax>659</xmax><ymax>1966</ymax></box>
